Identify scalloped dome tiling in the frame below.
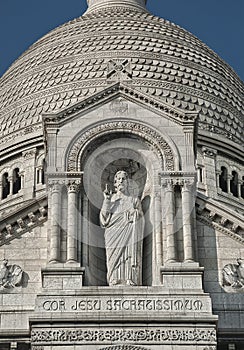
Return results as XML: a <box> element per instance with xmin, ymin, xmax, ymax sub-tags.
<box><xmin>0</xmin><ymin>3</ymin><xmax>243</xmax><ymax>146</ymax></box>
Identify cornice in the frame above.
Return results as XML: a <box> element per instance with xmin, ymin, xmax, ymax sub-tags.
<box><xmin>43</xmin><ymin>82</ymin><xmax>198</xmax><ymax>129</ymax></box>
<box><xmin>196</xmin><ymin>193</ymin><xmax>244</xmax><ymax>245</ymax></box>
<box><xmin>0</xmin><ymin>195</ymin><xmax>48</xmax><ymax>247</ymax></box>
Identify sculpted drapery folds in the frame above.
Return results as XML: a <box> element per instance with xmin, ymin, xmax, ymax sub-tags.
<box><xmin>100</xmin><ymin>171</ymin><xmax>144</xmax><ymax>286</ymax></box>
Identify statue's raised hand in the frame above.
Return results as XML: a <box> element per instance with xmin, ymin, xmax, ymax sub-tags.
<box><xmin>103</xmin><ymin>184</ymin><xmax>112</xmax><ymax>201</ymax></box>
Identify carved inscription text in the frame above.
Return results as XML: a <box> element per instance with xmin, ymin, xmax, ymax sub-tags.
<box><xmin>39</xmin><ymin>296</ymin><xmax>205</xmax><ymax>313</ymax></box>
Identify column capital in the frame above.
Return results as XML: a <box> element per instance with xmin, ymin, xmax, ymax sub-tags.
<box><xmin>182</xmin><ymin>178</ymin><xmax>196</xmax><ymax>191</ymax></box>
<box><xmin>48</xmin><ymin>180</ymin><xmax>62</xmax><ymax>192</ymax></box>
<box><xmin>161</xmin><ymin>178</ymin><xmax>174</xmax><ymax>190</ymax></box>
<box><xmin>202</xmin><ymin>146</ymin><xmax>217</xmax><ymax>158</ymax></box>
<box><xmin>22</xmin><ymin>148</ymin><xmax>37</xmax><ymax>160</ymax></box>
<box><xmin>66</xmin><ymin>179</ymin><xmax>81</xmax><ymax>193</ymax></box>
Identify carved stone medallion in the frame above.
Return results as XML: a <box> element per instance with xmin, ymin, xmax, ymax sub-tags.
<box><xmin>0</xmin><ymin>259</ymin><xmax>24</xmax><ymax>290</ymax></box>
<box><xmin>222</xmin><ymin>258</ymin><xmax>244</xmax><ymax>292</ymax></box>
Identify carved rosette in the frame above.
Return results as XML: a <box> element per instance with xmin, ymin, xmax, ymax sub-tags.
<box><xmin>67</xmin><ymin>121</ymin><xmax>175</xmax><ymax>172</ymax></box>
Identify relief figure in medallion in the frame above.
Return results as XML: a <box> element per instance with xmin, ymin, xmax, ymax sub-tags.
<box><xmin>100</xmin><ymin>170</ymin><xmax>144</xmax><ymax>286</ymax></box>
<box><xmin>222</xmin><ymin>258</ymin><xmax>244</xmax><ymax>290</ymax></box>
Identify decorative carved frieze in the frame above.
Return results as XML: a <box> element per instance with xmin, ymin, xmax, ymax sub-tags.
<box><xmin>0</xmin><ymin>259</ymin><xmax>24</xmax><ymax>290</ymax></box>
<box><xmin>67</xmin><ymin>120</ymin><xmax>175</xmax><ymax>172</ymax></box>
<box><xmin>31</xmin><ymin>327</ymin><xmax>217</xmax><ymax>344</ymax></box>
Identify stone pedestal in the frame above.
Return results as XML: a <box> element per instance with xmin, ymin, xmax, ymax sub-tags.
<box><xmin>160</xmin><ymin>262</ymin><xmax>204</xmax><ymax>291</ymax></box>
<box><xmin>42</xmin><ymin>264</ymin><xmax>85</xmax><ymax>290</ymax></box>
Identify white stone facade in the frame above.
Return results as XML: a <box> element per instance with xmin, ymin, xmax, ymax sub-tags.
<box><xmin>0</xmin><ymin>1</ymin><xmax>243</xmax><ymax>349</ymax></box>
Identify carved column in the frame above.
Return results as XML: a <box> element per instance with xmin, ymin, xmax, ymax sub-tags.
<box><xmin>22</xmin><ymin>148</ymin><xmax>37</xmax><ymax>200</ymax></box>
<box><xmin>67</xmin><ymin>180</ymin><xmax>80</xmax><ymax>263</ymax></box>
<box><xmin>19</xmin><ymin>171</ymin><xmax>25</xmax><ymax>189</ymax></box>
<box><xmin>49</xmin><ymin>182</ymin><xmax>61</xmax><ymax>263</ymax></box>
<box><xmin>227</xmin><ymin>174</ymin><xmax>231</xmax><ymax>193</ymax></box>
<box><xmin>153</xmin><ymin>190</ymin><xmax>163</xmax><ymax>284</ymax></box>
<box><xmin>182</xmin><ymin>179</ymin><xmax>195</xmax><ymax>262</ymax></box>
<box><xmin>163</xmin><ymin>180</ymin><xmax>177</xmax><ymax>263</ymax></box>
<box><xmin>9</xmin><ymin>176</ymin><xmax>13</xmax><ymax>195</ymax></box>
<box><xmin>216</xmin><ymin>169</ymin><xmax>221</xmax><ymax>188</ymax></box>
<box><xmin>237</xmin><ymin>180</ymin><xmax>242</xmax><ymax>198</ymax></box>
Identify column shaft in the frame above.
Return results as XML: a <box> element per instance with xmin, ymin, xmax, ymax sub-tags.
<box><xmin>50</xmin><ymin>185</ymin><xmax>61</xmax><ymax>263</ymax></box>
<box><xmin>165</xmin><ymin>183</ymin><xmax>177</xmax><ymax>262</ymax></box>
<box><xmin>181</xmin><ymin>183</ymin><xmax>195</xmax><ymax>262</ymax></box>
<box><xmin>153</xmin><ymin>192</ymin><xmax>162</xmax><ymax>285</ymax></box>
<box><xmin>67</xmin><ymin>186</ymin><xmax>78</xmax><ymax>262</ymax></box>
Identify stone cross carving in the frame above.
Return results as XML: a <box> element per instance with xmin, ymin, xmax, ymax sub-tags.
<box><xmin>222</xmin><ymin>258</ymin><xmax>244</xmax><ymax>290</ymax></box>
<box><xmin>0</xmin><ymin>259</ymin><xmax>24</xmax><ymax>290</ymax></box>
<box><xmin>100</xmin><ymin>170</ymin><xmax>144</xmax><ymax>286</ymax></box>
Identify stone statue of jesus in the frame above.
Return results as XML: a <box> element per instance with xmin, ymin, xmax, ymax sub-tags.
<box><xmin>100</xmin><ymin>170</ymin><xmax>144</xmax><ymax>286</ymax></box>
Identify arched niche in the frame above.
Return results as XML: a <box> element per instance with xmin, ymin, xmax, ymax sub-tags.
<box><xmin>66</xmin><ymin>121</ymin><xmax>178</xmax><ymax>286</ymax></box>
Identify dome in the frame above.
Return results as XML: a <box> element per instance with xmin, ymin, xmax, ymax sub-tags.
<box><xmin>0</xmin><ymin>0</ymin><xmax>243</xmax><ymax>153</ymax></box>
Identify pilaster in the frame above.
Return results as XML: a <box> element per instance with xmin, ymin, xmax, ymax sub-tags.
<box><xmin>202</xmin><ymin>147</ymin><xmax>217</xmax><ymax>198</ymax></box>
<box><xmin>22</xmin><ymin>148</ymin><xmax>37</xmax><ymax>200</ymax></box>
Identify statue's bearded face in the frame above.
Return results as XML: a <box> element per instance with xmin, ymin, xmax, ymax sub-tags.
<box><xmin>114</xmin><ymin>171</ymin><xmax>128</xmax><ymax>193</ymax></box>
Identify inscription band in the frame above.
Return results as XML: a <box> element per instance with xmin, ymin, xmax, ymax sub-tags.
<box><xmin>31</xmin><ymin>328</ymin><xmax>217</xmax><ymax>344</ymax></box>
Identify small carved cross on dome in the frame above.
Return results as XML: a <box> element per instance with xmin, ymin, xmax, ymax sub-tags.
<box><xmin>107</xmin><ymin>59</ymin><xmax>132</xmax><ymax>83</ymax></box>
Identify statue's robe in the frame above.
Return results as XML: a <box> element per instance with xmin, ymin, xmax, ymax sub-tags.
<box><xmin>100</xmin><ymin>193</ymin><xmax>144</xmax><ymax>286</ymax></box>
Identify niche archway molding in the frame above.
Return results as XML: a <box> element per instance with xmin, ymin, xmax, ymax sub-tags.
<box><xmin>66</xmin><ymin>120</ymin><xmax>180</xmax><ymax>172</ymax></box>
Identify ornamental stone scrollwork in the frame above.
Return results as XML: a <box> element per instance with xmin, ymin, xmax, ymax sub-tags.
<box><xmin>222</xmin><ymin>258</ymin><xmax>244</xmax><ymax>292</ymax></box>
<box><xmin>0</xmin><ymin>259</ymin><xmax>24</xmax><ymax>290</ymax></box>
<box><xmin>31</xmin><ymin>328</ymin><xmax>217</xmax><ymax>344</ymax></box>
<box><xmin>67</xmin><ymin>121</ymin><xmax>175</xmax><ymax>172</ymax></box>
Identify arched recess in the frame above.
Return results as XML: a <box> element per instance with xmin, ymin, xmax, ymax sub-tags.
<box><xmin>65</xmin><ymin>120</ymin><xmax>179</xmax><ymax>286</ymax></box>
